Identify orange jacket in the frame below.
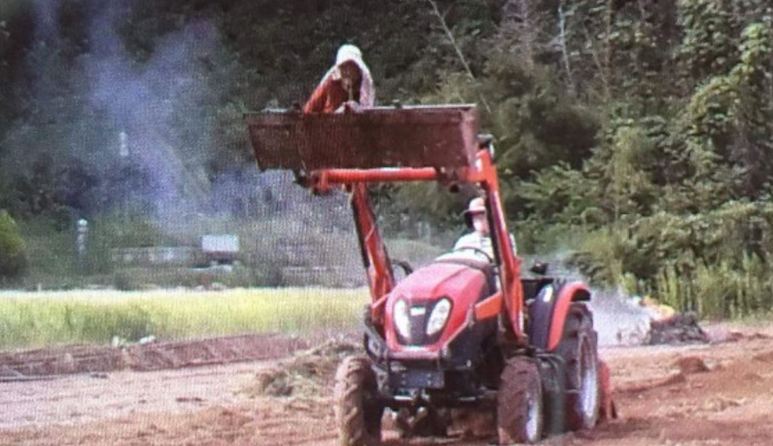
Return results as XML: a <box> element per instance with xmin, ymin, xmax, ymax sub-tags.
<box><xmin>303</xmin><ymin>76</ymin><xmax>359</xmax><ymax>114</ymax></box>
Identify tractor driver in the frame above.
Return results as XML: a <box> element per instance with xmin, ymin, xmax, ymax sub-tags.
<box><xmin>453</xmin><ymin>197</ymin><xmax>517</xmax><ymax>262</ymax></box>
<box><xmin>304</xmin><ymin>44</ymin><xmax>375</xmax><ymax>114</ymax></box>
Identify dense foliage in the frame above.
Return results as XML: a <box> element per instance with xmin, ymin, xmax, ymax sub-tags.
<box><xmin>0</xmin><ymin>210</ymin><xmax>27</xmax><ymax>280</ymax></box>
<box><xmin>412</xmin><ymin>0</ymin><xmax>773</xmax><ymax>317</ymax></box>
<box><xmin>1</xmin><ymin>0</ymin><xmax>772</xmax><ymax>317</ymax></box>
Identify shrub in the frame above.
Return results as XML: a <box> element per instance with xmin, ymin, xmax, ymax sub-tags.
<box><xmin>0</xmin><ymin>210</ymin><xmax>27</xmax><ymax>280</ymax></box>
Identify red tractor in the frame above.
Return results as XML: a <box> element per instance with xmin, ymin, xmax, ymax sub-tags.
<box><xmin>246</xmin><ymin>105</ymin><xmax>613</xmax><ymax>444</ymax></box>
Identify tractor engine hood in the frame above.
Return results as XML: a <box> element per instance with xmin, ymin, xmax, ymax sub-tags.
<box><xmin>385</xmin><ymin>260</ymin><xmax>490</xmax><ymax>352</ymax></box>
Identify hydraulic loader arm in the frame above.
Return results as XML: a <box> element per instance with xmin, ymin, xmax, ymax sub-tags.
<box><xmin>244</xmin><ymin>105</ymin><xmax>526</xmax><ymax>343</ymax></box>
<box><xmin>350</xmin><ymin>182</ymin><xmax>394</xmax><ymax>325</ymax></box>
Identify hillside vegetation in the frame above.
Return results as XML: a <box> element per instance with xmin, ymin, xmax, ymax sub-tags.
<box><xmin>1</xmin><ymin>0</ymin><xmax>772</xmax><ymax>317</ymax></box>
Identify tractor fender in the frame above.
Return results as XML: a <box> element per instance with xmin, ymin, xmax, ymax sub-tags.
<box><xmin>527</xmin><ymin>281</ymin><xmax>591</xmax><ymax>351</ymax></box>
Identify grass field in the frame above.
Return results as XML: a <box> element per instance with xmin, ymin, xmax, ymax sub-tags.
<box><xmin>0</xmin><ymin>288</ymin><xmax>369</xmax><ymax>350</ymax></box>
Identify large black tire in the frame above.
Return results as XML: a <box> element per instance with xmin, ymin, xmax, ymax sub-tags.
<box><xmin>497</xmin><ymin>357</ymin><xmax>543</xmax><ymax>445</ymax></box>
<box><xmin>333</xmin><ymin>356</ymin><xmax>384</xmax><ymax>446</ymax></box>
<box><xmin>556</xmin><ymin>303</ymin><xmax>600</xmax><ymax>431</ymax></box>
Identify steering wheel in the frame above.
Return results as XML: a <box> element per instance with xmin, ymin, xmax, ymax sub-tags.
<box><xmin>453</xmin><ymin>246</ymin><xmax>494</xmax><ymax>263</ymax></box>
<box><xmin>392</xmin><ymin>259</ymin><xmax>413</xmax><ymax>278</ymax></box>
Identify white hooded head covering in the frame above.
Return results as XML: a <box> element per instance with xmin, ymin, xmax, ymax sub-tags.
<box><xmin>319</xmin><ymin>44</ymin><xmax>375</xmax><ymax>107</ymax></box>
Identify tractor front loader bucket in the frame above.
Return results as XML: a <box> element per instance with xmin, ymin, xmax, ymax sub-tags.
<box><xmin>245</xmin><ymin>105</ymin><xmax>479</xmax><ymax>172</ymax></box>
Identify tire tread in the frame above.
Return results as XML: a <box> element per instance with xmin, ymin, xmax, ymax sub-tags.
<box><xmin>334</xmin><ymin>356</ymin><xmax>382</xmax><ymax>446</ymax></box>
<box><xmin>497</xmin><ymin>357</ymin><xmax>543</xmax><ymax>444</ymax></box>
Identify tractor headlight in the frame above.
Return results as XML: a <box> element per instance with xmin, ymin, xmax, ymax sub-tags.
<box><xmin>426</xmin><ymin>298</ymin><xmax>452</xmax><ymax>336</ymax></box>
<box><xmin>393</xmin><ymin>299</ymin><xmax>411</xmax><ymax>339</ymax></box>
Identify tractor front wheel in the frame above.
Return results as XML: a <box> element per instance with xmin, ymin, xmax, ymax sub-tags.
<box><xmin>557</xmin><ymin>303</ymin><xmax>600</xmax><ymax>430</ymax></box>
<box><xmin>334</xmin><ymin>356</ymin><xmax>384</xmax><ymax>446</ymax></box>
<box><xmin>497</xmin><ymin>357</ymin><xmax>543</xmax><ymax>444</ymax></box>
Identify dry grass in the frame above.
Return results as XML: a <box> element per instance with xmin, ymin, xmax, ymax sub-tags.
<box><xmin>248</xmin><ymin>338</ymin><xmax>359</xmax><ymax>398</ymax></box>
<box><xmin>0</xmin><ymin>288</ymin><xmax>368</xmax><ymax>350</ymax></box>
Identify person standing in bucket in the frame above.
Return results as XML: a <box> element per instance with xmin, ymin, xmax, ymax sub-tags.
<box><xmin>304</xmin><ymin>44</ymin><xmax>375</xmax><ymax>114</ymax></box>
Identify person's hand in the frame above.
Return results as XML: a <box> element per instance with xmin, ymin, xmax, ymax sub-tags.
<box><xmin>343</xmin><ymin>100</ymin><xmax>362</xmax><ymax>113</ymax></box>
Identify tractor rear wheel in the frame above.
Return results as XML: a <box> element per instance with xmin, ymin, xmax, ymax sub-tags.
<box><xmin>557</xmin><ymin>303</ymin><xmax>600</xmax><ymax>430</ymax></box>
<box><xmin>334</xmin><ymin>356</ymin><xmax>384</xmax><ymax>446</ymax></box>
<box><xmin>497</xmin><ymin>357</ymin><xmax>543</xmax><ymax>444</ymax></box>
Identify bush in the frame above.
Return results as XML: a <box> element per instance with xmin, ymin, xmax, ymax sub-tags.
<box><xmin>654</xmin><ymin>255</ymin><xmax>773</xmax><ymax>319</ymax></box>
<box><xmin>0</xmin><ymin>210</ymin><xmax>27</xmax><ymax>280</ymax></box>
<box><xmin>112</xmin><ymin>271</ymin><xmax>138</xmax><ymax>291</ymax></box>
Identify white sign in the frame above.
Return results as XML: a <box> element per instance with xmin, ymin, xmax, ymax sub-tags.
<box><xmin>202</xmin><ymin>235</ymin><xmax>240</xmax><ymax>253</ymax></box>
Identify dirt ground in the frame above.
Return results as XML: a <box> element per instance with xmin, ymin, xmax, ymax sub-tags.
<box><xmin>0</xmin><ymin>334</ymin><xmax>309</xmax><ymax>378</ymax></box>
<box><xmin>2</xmin><ymin>323</ymin><xmax>773</xmax><ymax>446</ymax></box>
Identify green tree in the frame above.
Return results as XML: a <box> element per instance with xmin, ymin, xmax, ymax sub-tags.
<box><xmin>0</xmin><ymin>210</ymin><xmax>27</xmax><ymax>280</ymax></box>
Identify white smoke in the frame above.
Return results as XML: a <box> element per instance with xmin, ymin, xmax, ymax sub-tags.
<box><xmin>82</xmin><ymin>2</ymin><xmax>218</xmax><ymax>214</ymax></box>
<box><xmin>527</xmin><ymin>251</ymin><xmax>652</xmax><ymax>346</ymax></box>
<box><xmin>31</xmin><ymin>0</ymin><xmax>58</xmax><ymax>41</ymax></box>
<box><xmin>589</xmin><ymin>288</ymin><xmax>652</xmax><ymax>346</ymax></box>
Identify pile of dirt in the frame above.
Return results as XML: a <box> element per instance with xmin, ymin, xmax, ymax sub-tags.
<box><xmin>249</xmin><ymin>338</ymin><xmax>360</xmax><ymax>398</ymax></box>
<box><xmin>674</xmin><ymin>356</ymin><xmax>711</xmax><ymax>374</ymax></box>
<box><xmin>648</xmin><ymin>312</ymin><xmax>710</xmax><ymax>345</ymax></box>
<box><xmin>122</xmin><ymin>334</ymin><xmax>307</xmax><ymax>371</ymax></box>
<box><xmin>0</xmin><ymin>333</ymin><xmax>308</xmax><ymax>380</ymax></box>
